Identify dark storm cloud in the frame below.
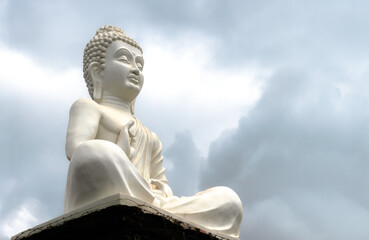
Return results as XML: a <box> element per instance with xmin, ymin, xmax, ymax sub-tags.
<box><xmin>200</xmin><ymin>68</ymin><xmax>369</xmax><ymax>238</ymax></box>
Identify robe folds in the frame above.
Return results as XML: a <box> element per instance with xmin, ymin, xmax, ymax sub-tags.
<box><xmin>65</xmin><ymin>117</ymin><xmax>242</xmax><ymax>238</ymax></box>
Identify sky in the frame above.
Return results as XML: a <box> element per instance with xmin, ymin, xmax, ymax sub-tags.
<box><xmin>0</xmin><ymin>0</ymin><xmax>369</xmax><ymax>239</ymax></box>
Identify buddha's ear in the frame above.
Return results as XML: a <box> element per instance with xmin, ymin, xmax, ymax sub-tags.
<box><xmin>88</xmin><ymin>62</ymin><xmax>103</xmax><ymax>102</ymax></box>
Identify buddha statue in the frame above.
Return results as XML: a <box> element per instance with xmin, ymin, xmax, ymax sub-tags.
<box><xmin>64</xmin><ymin>25</ymin><xmax>243</xmax><ymax>238</ymax></box>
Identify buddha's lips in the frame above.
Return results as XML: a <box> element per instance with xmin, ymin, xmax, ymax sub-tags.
<box><xmin>128</xmin><ymin>75</ymin><xmax>139</xmax><ymax>84</ymax></box>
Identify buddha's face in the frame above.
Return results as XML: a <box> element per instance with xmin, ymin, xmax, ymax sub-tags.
<box><xmin>100</xmin><ymin>40</ymin><xmax>144</xmax><ymax>102</ymax></box>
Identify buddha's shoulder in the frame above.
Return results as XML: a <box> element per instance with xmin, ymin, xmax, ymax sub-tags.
<box><xmin>70</xmin><ymin>98</ymin><xmax>100</xmax><ymax>113</ymax></box>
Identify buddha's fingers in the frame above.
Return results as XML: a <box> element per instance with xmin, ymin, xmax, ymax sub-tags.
<box><xmin>117</xmin><ymin>120</ymin><xmax>135</xmax><ymax>156</ymax></box>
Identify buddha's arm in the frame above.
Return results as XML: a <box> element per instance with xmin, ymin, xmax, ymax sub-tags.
<box><xmin>65</xmin><ymin>98</ymin><xmax>101</xmax><ymax>160</ymax></box>
<box><xmin>150</xmin><ymin>133</ymin><xmax>173</xmax><ymax>197</ymax></box>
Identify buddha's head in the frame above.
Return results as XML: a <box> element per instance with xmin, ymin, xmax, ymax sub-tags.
<box><xmin>83</xmin><ymin>25</ymin><xmax>144</xmax><ymax>113</ymax></box>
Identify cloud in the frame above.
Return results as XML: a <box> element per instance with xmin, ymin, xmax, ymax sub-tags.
<box><xmin>0</xmin><ymin>45</ymin><xmax>82</xmax><ymax>238</ymax></box>
<box><xmin>244</xmin><ymin>196</ymin><xmax>313</xmax><ymax>240</ymax></box>
<box><xmin>244</xmin><ymin>192</ymin><xmax>369</xmax><ymax>240</ymax></box>
<box><xmin>200</xmin><ymin>68</ymin><xmax>369</xmax><ymax>238</ymax></box>
<box><xmin>0</xmin><ymin>199</ymin><xmax>40</xmax><ymax>240</ymax></box>
<box><xmin>135</xmin><ymin>35</ymin><xmax>264</xmax><ymax>155</ymax></box>
<box><xmin>5</xmin><ymin>0</ymin><xmax>368</xmax><ymax>71</ymax></box>
<box><xmin>164</xmin><ymin>131</ymin><xmax>203</xmax><ymax>197</ymax></box>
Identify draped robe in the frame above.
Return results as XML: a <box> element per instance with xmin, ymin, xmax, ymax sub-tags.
<box><xmin>65</xmin><ymin>117</ymin><xmax>242</xmax><ymax>238</ymax></box>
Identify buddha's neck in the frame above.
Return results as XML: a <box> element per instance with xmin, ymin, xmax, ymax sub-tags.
<box><xmin>100</xmin><ymin>95</ymin><xmax>133</xmax><ymax>115</ymax></box>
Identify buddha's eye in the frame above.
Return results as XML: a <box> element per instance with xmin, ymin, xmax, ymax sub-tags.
<box><xmin>118</xmin><ymin>56</ymin><xmax>129</xmax><ymax>63</ymax></box>
<box><xmin>137</xmin><ymin>62</ymin><xmax>143</xmax><ymax>71</ymax></box>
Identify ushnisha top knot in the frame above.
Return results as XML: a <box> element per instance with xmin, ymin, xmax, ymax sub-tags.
<box><xmin>83</xmin><ymin>25</ymin><xmax>143</xmax><ymax>98</ymax></box>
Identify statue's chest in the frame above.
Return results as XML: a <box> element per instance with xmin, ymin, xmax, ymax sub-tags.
<box><xmin>96</xmin><ymin>110</ymin><xmax>133</xmax><ymax>141</ymax></box>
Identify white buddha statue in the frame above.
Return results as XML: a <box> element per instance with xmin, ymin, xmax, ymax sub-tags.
<box><xmin>64</xmin><ymin>25</ymin><xmax>243</xmax><ymax>238</ymax></box>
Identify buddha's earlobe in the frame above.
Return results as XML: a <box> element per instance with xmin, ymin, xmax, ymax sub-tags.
<box><xmin>88</xmin><ymin>62</ymin><xmax>102</xmax><ymax>102</ymax></box>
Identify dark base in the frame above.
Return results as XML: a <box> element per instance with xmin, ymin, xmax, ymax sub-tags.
<box><xmin>11</xmin><ymin>195</ymin><xmax>231</xmax><ymax>240</ymax></box>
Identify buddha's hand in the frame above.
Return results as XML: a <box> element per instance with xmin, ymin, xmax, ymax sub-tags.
<box><xmin>117</xmin><ymin>120</ymin><xmax>135</xmax><ymax>157</ymax></box>
<box><xmin>149</xmin><ymin>179</ymin><xmax>174</xmax><ymax>197</ymax></box>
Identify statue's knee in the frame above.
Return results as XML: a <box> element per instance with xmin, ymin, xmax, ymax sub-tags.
<box><xmin>71</xmin><ymin>140</ymin><xmax>124</xmax><ymax>162</ymax></box>
<box><xmin>69</xmin><ymin>140</ymin><xmax>130</xmax><ymax>177</ymax></box>
<box><xmin>69</xmin><ymin>142</ymin><xmax>101</xmax><ymax>178</ymax></box>
<box><xmin>211</xmin><ymin>186</ymin><xmax>243</xmax><ymax>216</ymax></box>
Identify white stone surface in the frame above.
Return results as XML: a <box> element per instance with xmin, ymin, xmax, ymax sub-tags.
<box><xmin>64</xmin><ymin>25</ymin><xmax>243</xmax><ymax>238</ymax></box>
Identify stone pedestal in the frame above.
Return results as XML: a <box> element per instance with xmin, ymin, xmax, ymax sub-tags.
<box><xmin>11</xmin><ymin>194</ymin><xmax>235</xmax><ymax>240</ymax></box>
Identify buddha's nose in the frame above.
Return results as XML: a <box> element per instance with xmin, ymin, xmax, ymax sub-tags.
<box><xmin>131</xmin><ymin>65</ymin><xmax>139</xmax><ymax>75</ymax></box>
